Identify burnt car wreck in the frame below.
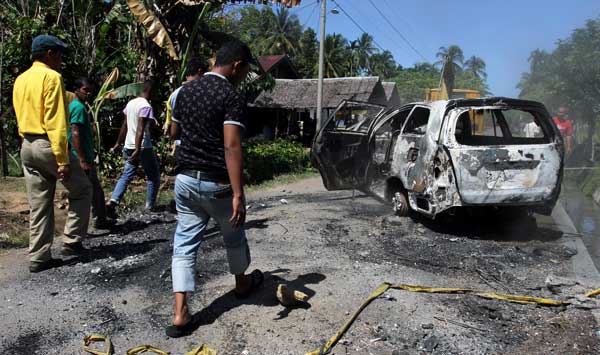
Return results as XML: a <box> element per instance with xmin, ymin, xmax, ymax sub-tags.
<box><xmin>312</xmin><ymin>97</ymin><xmax>564</xmax><ymax>218</ymax></box>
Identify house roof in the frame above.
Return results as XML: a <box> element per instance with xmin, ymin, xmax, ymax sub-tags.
<box><xmin>382</xmin><ymin>82</ymin><xmax>397</xmax><ymax>101</ymax></box>
<box><xmin>252</xmin><ymin>77</ymin><xmax>386</xmax><ymax>109</ymax></box>
<box><xmin>257</xmin><ymin>54</ymin><xmax>299</xmax><ymax>78</ymax></box>
<box><xmin>258</xmin><ymin>55</ymin><xmax>287</xmax><ymax>73</ymax></box>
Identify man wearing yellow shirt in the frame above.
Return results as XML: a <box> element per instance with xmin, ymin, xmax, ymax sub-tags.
<box><xmin>13</xmin><ymin>35</ymin><xmax>92</xmax><ymax>273</ymax></box>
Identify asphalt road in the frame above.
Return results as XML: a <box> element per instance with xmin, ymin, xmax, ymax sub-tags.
<box><xmin>0</xmin><ymin>177</ymin><xmax>599</xmax><ymax>355</ymax></box>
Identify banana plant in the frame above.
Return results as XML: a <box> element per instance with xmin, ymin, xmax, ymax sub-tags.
<box><xmin>90</xmin><ymin>67</ymin><xmax>120</xmax><ymax>154</ymax></box>
<box><xmin>125</xmin><ymin>0</ymin><xmax>180</xmax><ymax>60</ymax></box>
<box><xmin>104</xmin><ymin>83</ymin><xmax>145</xmax><ymax>100</ymax></box>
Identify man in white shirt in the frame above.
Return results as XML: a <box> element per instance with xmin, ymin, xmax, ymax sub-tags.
<box><xmin>106</xmin><ymin>80</ymin><xmax>161</xmax><ymax>219</ymax></box>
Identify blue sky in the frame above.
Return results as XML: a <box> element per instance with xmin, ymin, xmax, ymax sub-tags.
<box><xmin>287</xmin><ymin>0</ymin><xmax>600</xmax><ymax>97</ymax></box>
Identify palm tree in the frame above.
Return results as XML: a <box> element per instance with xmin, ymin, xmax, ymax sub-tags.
<box><xmin>435</xmin><ymin>45</ymin><xmax>464</xmax><ymax>72</ymax></box>
<box><xmin>321</xmin><ymin>33</ymin><xmax>350</xmax><ymax>78</ymax></box>
<box><xmin>464</xmin><ymin>56</ymin><xmax>487</xmax><ymax>79</ymax></box>
<box><xmin>370</xmin><ymin>50</ymin><xmax>397</xmax><ymax>78</ymax></box>
<box><xmin>354</xmin><ymin>33</ymin><xmax>377</xmax><ymax>74</ymax></box>
<box><xmin>261</xmin><ymin>7</ymin><xmax>302</xmax><ymax>55</ymax></box>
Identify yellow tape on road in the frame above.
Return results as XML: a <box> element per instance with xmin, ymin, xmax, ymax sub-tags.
<box><xmin>305</xmin><ymin>282</ymin><xmax>572</xmax><ymax>355</ymax></box>
<box><xmin>83</xmin><ymin>335</ymin><xmax>216</xmax><ymax>355</ymax></box>
<box><xmin>126</xmin><ymin>345</ymin><xmax>169</xmax><ymax>355</ymax></box>
<box><xmin>83</xmin><ymin>334</ymin><xmax>114</xmax><ymax>355</ymax></box>
<box><xmin>185</xmin><ymin>345</ymin><xmax>218</xmax><ymax>355</ymax></box>
<box><xmin>586</xmin><ymin>288</ymin><xmax>600</xmax><ymax>297</ymax></box>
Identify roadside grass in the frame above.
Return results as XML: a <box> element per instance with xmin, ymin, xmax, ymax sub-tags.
<box><xmin>566</xmin><ymin>162</ymin><xmax>600</xmax><ymax>197</ymax></box>
<box><xmin>0</xmin><ymin>228</ymin><xmax>28</xmax><ymax>249</ymax></box>
<box><xmin>7</xmin><ymin>153</ymin><xmax>23</xmax><ymax>177</ymax></box>
<box><xmin>246</xmin><ymin>168</ymin><xmax>318</xmax><ymax>193</ymax></box>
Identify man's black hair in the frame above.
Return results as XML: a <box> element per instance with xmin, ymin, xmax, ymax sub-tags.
<box><xmin>31</xmin><ymin>47</ymin><xmax>63</xmax><ymax>62</ymax></box>
<box><xmin>71</xmin><ymin>77</ymin><xmax>94</xmax><ymax>91</ymax></box>
<box><xmin>143</xmin><ymin>79</ymin><xmax>155</xmax><ymax>93</ymax></box>
<box><xmin>32</xmin><ymin>51</ymin><xmax>47</xmax><ymax>62</ymax></box>
<box><xmin>185</xmin><ymin>57</ymin><xmax>209</xmax><ymax>77</ymax></box>
<box><xmin>214</xmin><ymin>41</ymin><xmax>253</xmax><ymax>67</ymax></box>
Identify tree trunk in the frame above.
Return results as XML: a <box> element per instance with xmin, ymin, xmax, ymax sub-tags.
<box><xmin>0</xmin><ymin>30</ymin><xmax>6</xmax><ymax>176</ymax></box>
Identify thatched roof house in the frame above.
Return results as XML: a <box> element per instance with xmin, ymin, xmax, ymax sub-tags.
<box><xmin>252</xmin><ymin>76</ymin><xmax>388</xmax><ymax>109</ymax></box>
<box><xmin>382</xmin><ymin>81</ymin><xmax>402</xmax><ymax>107</ymax></box>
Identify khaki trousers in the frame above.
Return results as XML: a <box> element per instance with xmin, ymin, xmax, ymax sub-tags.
<box><xmin>20</xmin><ymin>136</ymin><xmax>92</xmax><ymax>263</ymax></box>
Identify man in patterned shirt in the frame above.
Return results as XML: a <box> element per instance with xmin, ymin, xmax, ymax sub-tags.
<box><xmin>166</xmin><ymin>41</ymin><xmax>261</xmax><ymax>338</ymax></box>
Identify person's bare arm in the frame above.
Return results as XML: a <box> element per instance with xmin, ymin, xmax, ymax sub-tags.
<box><xmin>129</xmin><ymin>116</ymin><xmax>148</xmax><ymax>163</ymax></box>
<box><xmin>111</xmin><ymin>116</ymin><xmax>127</xmax><ymax>152</ymax></box>
<box><xmin>70</xmin><ymin>123</ymin><xmax>91</xmax><ymax>173</ymax></box>
<box><xmin>224</xmin><ymin>124</ymin><xmax>245</xmax><ymax>227</ymax></box>
<box><xmin>170</xmin><ymin>121</ymin><xmax>181</xmax><ymax>140</ymax></box>
<box><xmin>566</xmin><ymin>135</ymin><xmax>573</xmax><ymax>155</ymax></box>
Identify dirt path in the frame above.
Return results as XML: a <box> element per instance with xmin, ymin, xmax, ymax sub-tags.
<box><xmin>0</xmin><ymin>177</ymin><xmax>598</xmax><ymax>354</ymax></box>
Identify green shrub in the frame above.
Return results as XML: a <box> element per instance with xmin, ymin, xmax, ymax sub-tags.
<box><xmin>7</xmin><ymin>152</ymin><xmax>23</xmax><ymax>177</ymax></box>
<box><xmin>243</xmin><ymin>139</ymin><xmax>310</xmax><ymax>184</ymax></box>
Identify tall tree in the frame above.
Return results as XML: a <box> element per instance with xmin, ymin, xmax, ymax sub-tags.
<box><xmin>436</xmin><ymin>45</ymin><xmax>464</xmax><ymax>72</ymax></box>
<box><xmin>464</xmin><ymin>55</ymin><xmax>487</xmax><ymax>79</ymax></box>
<box><xmin>295</xmin><ymin>27</ymin><xmax>318</xmax><ymax>78</ymax></box>
<box><xmin>370</xmin><ymin>50</ymin><xmax>399</xmax><ymax>79</ymax></box>
<box><xmin>260</xmin><ymin>7</ymin><xmax>302</xmax><ymax>55</ymax></box>
<box><xmin>518</xmin><ymin>17</ymin><xmax>600</xmax><ymax>148</ymax></box>
<box><xmin>322</xmin><ymin>33</ymin><xmax>350</xmax><ymax>78</ymax></box>
<box><xmin>392</xmin><ymin>62</ymin><xmax>440</xmax><ymax>102</ymax></box>
<box><xmin>353</xmin><ymin>33</ymin><xmax>377</xmax><ymax>74</ymax></box>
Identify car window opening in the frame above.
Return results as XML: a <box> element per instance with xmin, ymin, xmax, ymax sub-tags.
<box><xmin>402</xmin><ymin>107</ymin><xmax>430</xmax><ymax>135</ymax></box>
<box><xmin>327</xmin><ymin>102</ymin><xmax>383</xmax><ymax>132</ymax></box>
<box><xmin>455</xmin><ymin>108</ymin><xmax>551</xmax><ymax>146</ymax></box>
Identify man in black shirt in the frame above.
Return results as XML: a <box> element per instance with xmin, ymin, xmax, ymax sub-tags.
<box><xmin>166</xmin><ymin>41</ymin><xmax>263</xmax><ymax>338</ymax></box>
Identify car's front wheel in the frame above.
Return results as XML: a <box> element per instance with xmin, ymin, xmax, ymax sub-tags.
<box><xmin>392</xmin><ymin>190</ymin><xmax>409</xmax><ymax>216</ymax></box>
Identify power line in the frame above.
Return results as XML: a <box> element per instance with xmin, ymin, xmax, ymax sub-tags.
<box><xmin>301</xmin><ymin>1</ymin><xmax>319</xmax><ymax>29</ymax></box>
<box><xmin>366</xmin><ymin>0</ymin><xmax>427</xmax><ymax>61</ymax></box>
<box><xmin>380</xmin><ymin>0</ymin><xmax>434</xmax><ymax>53</ymax></box>
<box><xmin>330</xmin><ymin>0</ymin><xmax>386</xmax><ymax>53</ymax></box>
<box><xmin>341</xmin><ymin>0</ymin><xmax>414</xmax><ymax>58</ymax></box>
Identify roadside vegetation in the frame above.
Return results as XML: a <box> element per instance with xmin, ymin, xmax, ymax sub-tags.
<box><xmin>518</xmin><ymin>17</ymin><xmax>600</xmax><ymax>196</ymax></box>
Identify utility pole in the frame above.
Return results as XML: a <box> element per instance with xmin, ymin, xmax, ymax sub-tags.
<box><xmin>316</xmin><ymin>0</ymin><xmax>326</xmax><ymax>131</ymax></box>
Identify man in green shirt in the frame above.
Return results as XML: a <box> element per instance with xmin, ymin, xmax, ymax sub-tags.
<box><xmin>68</xmin><ymin>78</ymin><xmax>111</xmax><ymax>229</ymax></box>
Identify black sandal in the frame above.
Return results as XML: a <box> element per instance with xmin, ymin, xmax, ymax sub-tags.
<box><xmin>165</xmin><ymin>317</ymin><xmax>195</xmax><ymax>338</ymax></box>
<box><xmin>234</xmin><ymin>269</ymin><xmax>264</xmax><ymax>299</ymax></box>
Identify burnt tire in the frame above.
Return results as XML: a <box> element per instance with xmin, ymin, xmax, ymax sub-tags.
<box><xmin>392</xmin><ymin>190</ymin><xmax>409</xmax><ymax>216</ymax></box>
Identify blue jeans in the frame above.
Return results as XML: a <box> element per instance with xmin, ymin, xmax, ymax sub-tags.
<box><xmin>110</xmin><ymin>148</ymin><xmax>160</xmax><ymax>209</ymax></box>
<box><xmin>172</xmin><ymin>174</ymin><xmax>250</xmax><ymax>293</ymax></box>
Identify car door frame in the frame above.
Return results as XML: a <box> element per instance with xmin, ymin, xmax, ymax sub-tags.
<box><xmin>358</xmin><ymin>104</ymin><xmax>416</xmax><ymax>185</ymax></box>
<box><xmin>392</xmin><ymin>104</ymin><xmax>433</xmax><ymax>192</ymax></box>
<box><xmin>311</xmin><ymin>100</ymin><xmax>386</xmax><ymax>190</ymax></box>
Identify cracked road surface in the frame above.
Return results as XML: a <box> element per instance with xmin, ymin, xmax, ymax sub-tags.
<box><xmin>1</xmin><ymin>177</ymin><xmax>598</xmax><ymax>354</ymax></box>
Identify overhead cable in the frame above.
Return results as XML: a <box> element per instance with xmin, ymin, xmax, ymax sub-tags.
<box><xmin>366</xmin><ymin>0</ymin><xmax>428</xmax><ymax>61</ymax></box>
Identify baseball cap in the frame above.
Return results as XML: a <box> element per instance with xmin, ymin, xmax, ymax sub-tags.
<box><xmin>31</xmin><ymin>35</ymin><xmax>68</xmax><ymax>54</ymax></box>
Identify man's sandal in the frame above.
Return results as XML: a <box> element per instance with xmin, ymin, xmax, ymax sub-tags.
<box><xmin>234</xmin><ymin>269</ymin><xmax>264</xmax><ymax>299</ymax></box>
<box><xmin>165</xmin><ymin>316</ymin><xmax>195</xmax><ymax>338</ymax></box>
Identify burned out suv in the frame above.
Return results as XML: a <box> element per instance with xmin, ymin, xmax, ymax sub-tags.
<box><xmin>311</xmin><ymin>98</ymin><xmax>564</xmax><ymax>218</ymax></box>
